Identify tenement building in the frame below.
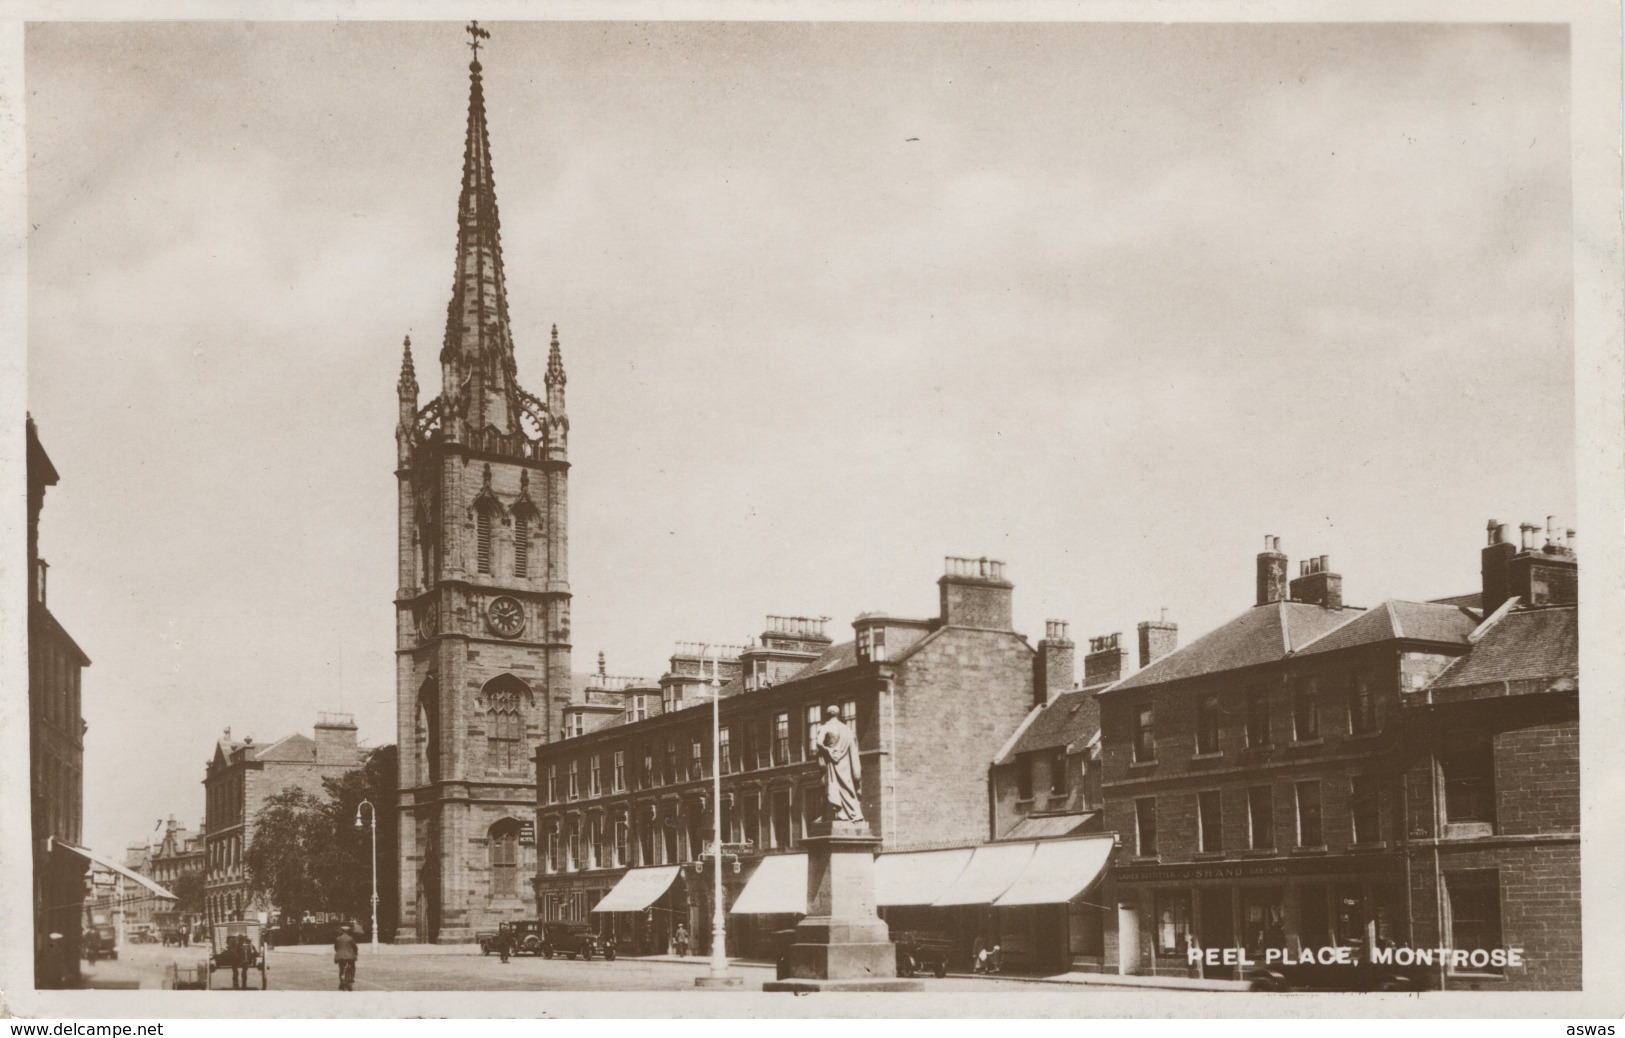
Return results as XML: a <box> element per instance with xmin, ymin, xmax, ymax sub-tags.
<box><xmin>531</xmin><ymin>558</ymin><xmax>1072</xmax><ymax>960</ymax></box>
<box><xmin>202</xmin><ymin>715</ymin><xmax>361</xmax><ymax>925</ymax></box>
<box><xmin>28</xmin><ymin>417</ymin><xmax>92</xmax><ymax>988</ymax></box>
<box><xmin>147</xmin><ymin>817</ymin><xmax>206</xmax><ymax>940</ymax></box>
<box><xmin>1399</xmin><ymin>519</ymin><xmax>1579</xmax><ymax>990</ymax></box>
<box><xmin>393</xmin><ymin>28</ymin><xmax>575</xmax><ymax>942</ymax></box>
<box><xmin>1098</xmin><ymin>537</ymin><xmax>1482</xmax><ymax>978</ymax></box>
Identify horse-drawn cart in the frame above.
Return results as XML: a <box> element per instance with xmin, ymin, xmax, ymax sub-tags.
<box><xmin>182</xmin><ymin>920</ymin><xmax>268</xmax><ymax>990</ymax></box>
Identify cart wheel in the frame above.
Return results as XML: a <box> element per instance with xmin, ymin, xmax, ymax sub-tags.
<box><xmin>582</xmin><ymin>946</ymin><xmax>594</xmax><ymax>961</ymax></box>
<box><xmin>605</xmin><ymin>948</ymin><xmax>616</xmax><ymax>962</ymax></box>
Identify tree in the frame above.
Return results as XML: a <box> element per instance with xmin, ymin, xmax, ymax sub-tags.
<box><xmin>171</xmin><ymin>867</ymin><xmax>205</xmax><ymax>919</ymax></box>
<box><xmin>243</xmin><ymin>787</ymin><xmax>334</xmax><ymax>923</ymax></box>
<box><xmin>320</xmin><ymin>745</ymin><xmax>399</xmax><ymax>939</ymax></box>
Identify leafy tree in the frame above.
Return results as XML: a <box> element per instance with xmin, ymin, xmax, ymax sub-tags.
<box><xmin>319</xmin><ymin>745</ymin><xmax>399</xmax><ymax>939</ymax></box>
<box><xmin>244</xmin><ymin>787</ymin><xmax>334</xmax><ymax>923</ymax></box>
<box><xmin>171</xmin><ymin>867</ymin><xmax>206</xmax><ymax>918</ymax></box>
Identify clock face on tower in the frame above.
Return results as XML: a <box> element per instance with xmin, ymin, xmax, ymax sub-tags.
<box><xmin>486</xmin><ymin>596</ymin><xmax>526</xmax><ymax>638</ymax></box>
<box><xmin>417</xmin><ymin>601</ymin><xmax>439</xmax><ymax>641</ymax></box>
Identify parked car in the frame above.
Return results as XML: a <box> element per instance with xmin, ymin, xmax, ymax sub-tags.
<box><xmin>539</xmin><ymin>922</ymin><xmax>615</xmax><ymax>961</ymax></box>
<box><xmin>894</xmin><ymin>931</ymin><xmax>953</xmax><ymax>979</ymax></box>
<box><xmin>1245</xmin><ymin>948</ymin><xmax>1425</xmax><ymax>992</ymax></box>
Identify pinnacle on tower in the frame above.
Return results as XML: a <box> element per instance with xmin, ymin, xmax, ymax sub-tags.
<box><xmin>398</xmin><ymin>335</ymin><xmax>418</xmax><ymax>397</ymax></box>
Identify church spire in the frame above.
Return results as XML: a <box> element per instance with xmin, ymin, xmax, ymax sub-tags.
<box><xmin>440</xmin><ymin>20</ymin><xmax>522</xmax><ymax>437</ymax></box>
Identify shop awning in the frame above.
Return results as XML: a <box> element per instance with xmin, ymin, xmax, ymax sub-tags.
<box><xmin>992</xmin><ymin>836</ymin><xmax>1114</xmax><ymax>906</ymax></box>
<box><xmin>730</xmin><ymin>853</ymin><xmax>808</xmax><ymax>915</ymax></box>
<box><xmin>930</xmin><ymin>841</ymin><xmax>1037</xmax><ymax>907</ymax></box>
<box><xmin>52</xmin><ymin>839</ymin><xmax>177</xmax><ymax>900</ymax></box>
<box><xmin>875</xmin><ymin>847</ymin><xmax>974</xmax><ymax>907</ymax></box>
<box><xmin>590</xmin><ymin>865</ymin><xmax>680</xmax><ymax>913</ymax></box>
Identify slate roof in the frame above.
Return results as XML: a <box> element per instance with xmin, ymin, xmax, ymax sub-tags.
<box><xmin>1109</xmin><ymin>601</ymin><xmax>1363</xmax><ymax>691</ymax></box>
<box><xmin>1429</xmin><ymin>591</ymin><xmax>1483</xmax><ymax>609</ymax></box>
<box><xmin>250</xmin><ymin>732</ymin><xmax>318</xmax><ymax>763</ymax></box>
<box><xmin>789</xmin><ymin>639</ymin><xmax>862</xmax><ymax>682</ymax></box>
<box><xmin>1000</xmin><ymin>689</ymin><xmax>1100</xmax><ymax>759</ymax></box>
<box><xmin>1426</xmin><ymin>605</ymin><xmax>1577</xmax><ymax>694</ymax></box>
<box><xmin>1293</xmin><ymin>600</ymin><xmax>1478</xmax><ymax>658</ymax></box>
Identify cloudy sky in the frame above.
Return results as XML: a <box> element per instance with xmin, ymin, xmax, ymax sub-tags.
<box><xmin>23</xmin><ymin>20</ymin><xmax>1573</xmax><ymax>854</ymax></box>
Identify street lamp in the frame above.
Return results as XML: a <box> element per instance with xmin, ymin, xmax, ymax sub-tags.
<box><xmin>695</xmin><ymin>645</ymin><xmax>741</xmax><ymax>988</ymax></box>
<box><xmin>354</xmin><ymin>799</ymin><xmax>380</xmax><ymax>953</ymax></box>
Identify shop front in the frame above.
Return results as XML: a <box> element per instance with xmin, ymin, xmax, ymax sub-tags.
<box><xmin>1114</xmin><ymin>854</ymin><xmax>1404</xmax><ymax>978</ymax></box>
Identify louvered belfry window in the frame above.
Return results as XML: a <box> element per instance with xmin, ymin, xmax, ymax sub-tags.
<box><xmin>513</xmin><ymin>515</ymin><xmax>529</xmax><ymax>577</ymax></box>
<box><xmin>476</xmin><ymin>510</ymin><xmax>493</xmax><ymax>574</ymax></box>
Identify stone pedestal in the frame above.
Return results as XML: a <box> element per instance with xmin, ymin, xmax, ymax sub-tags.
<box><xmin>763</xmin><ymin>821</ymin><xmax>923</xmax><ymax>993</ymax></box>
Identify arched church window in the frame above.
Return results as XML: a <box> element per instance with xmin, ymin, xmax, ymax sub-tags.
<box><xmin>488</xmin><ymin>819</ymin><xmax>520</xmax><ymax>898</ymax></box>
<box><xmin>487</xmin><ymin>687</ymin><xmax>522</xmax><ymax>772</ymax></box>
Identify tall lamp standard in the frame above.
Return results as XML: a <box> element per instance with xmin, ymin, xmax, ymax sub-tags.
<box><xmin>695</xmin><ymin>646</ymin><xmax>741</xmax><ymax>988</ymax></box>
<box><xmin>354</xmin><ymin>799</ymin><xmax>380</xmax><ymax>953</ymax></box>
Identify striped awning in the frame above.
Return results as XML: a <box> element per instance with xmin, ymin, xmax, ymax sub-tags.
<box><xmin>992</xmin><ymin>836</ymin><xmax>1112</xmax><ymax>906</ymax></box>
<box><xmin>874</xmin><ymin>847</ymin><xmax>974</xmax><ymax>907</ymax></box>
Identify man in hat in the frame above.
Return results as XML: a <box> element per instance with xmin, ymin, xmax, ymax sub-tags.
<box><xmin>333</xmin><ymin>924</ymin><xmax>359</xmax><ymax>991</ymax></box>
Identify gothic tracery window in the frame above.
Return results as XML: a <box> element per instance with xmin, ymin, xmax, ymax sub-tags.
<box><xmin>487</xmin><ymin>687</ymin><xmax>522</xmax><ymax>772</ymax></box>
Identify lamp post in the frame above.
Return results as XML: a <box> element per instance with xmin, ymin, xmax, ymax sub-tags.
<box><xmin>696</xmin><ymin>645</ymin><xmax>741</xmax><ymax>988</ymax></box>
<box><xmin>354</xmin><ymin>799</ymin><xmax>379</xmax><ymax>953</ymax></box>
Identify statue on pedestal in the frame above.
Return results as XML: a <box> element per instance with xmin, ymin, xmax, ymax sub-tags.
<box><xmin>813</xmin><ymin>705</ymin><xmax>863</xmax><ymax>824</ymax></box>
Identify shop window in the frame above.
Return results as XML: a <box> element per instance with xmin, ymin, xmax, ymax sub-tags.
<box><xmin>1333</xmin><ymin>883</ymin><xmax>1370</xmax><ymax>947</ymax></box>
<box><xmin>1198</xmin><ymin>790</ymin><xmax>1223</xmax><ymax>852</ymax></box>
<box><xmin>1347</xmin><ymin>673</ymin><xmax>1377</xmax><ymax>734</ymax></box>
<box><xmin>1440</xmin><ymin>736</ymin><xmax>1496</xmax><ymax>829</ymax></box>
<box><xmin>1299</xmin><ymin>884</ymin><xmax>1331</xmax><ymax>947</ymax></box>
<box><xmin>1295</xmin><ymin>781</ymin><xmax>1323</xmax><ymax>847</ymax></box>
<box><xmin>1246</xmin><ymin>687</ymin><xmax>1271</xmax><ymax>747</ymax></box>
<box><xmin>1445</xmin><ymin>870</ymin><xmax>1503</xmax><ymax>973</ymax></box>
<box><xmin>1248</xmin><ymin>785</ymin><xmax>1275</xmax><ymax>849</ymax></box>
<box><xmin>1350</xmin><ymin>775</ymin><xmax>1381</xmax><ymax>844</ymax></box>
<box><xmin>1155</xmin><ymin>890</ymin><xmax>1191</xmax><ymax>956</ymax></box>
<box><xmin>1134</xmin><ymin>797</ymin><xmax>1158</xmax><ymax>856</ymax></box>
<box><xmin>1241</xmin><ymin>887</ymin><xmax>1285</xmax><ymax>955</ymax></box>
<box><xmin>1133</xmin><ymin>704</ymin><xmax>1156</xmax><ymax>763</ymax></box>
<box><xmin>1196</xmin><ymin>695</ymin><xmax>1221</xmax><ymax>755</ymax></box>
<box><xmin>1292</xmin><ymin>681</ymin><xmax>1319</xmax><ymax>741</ymax></box>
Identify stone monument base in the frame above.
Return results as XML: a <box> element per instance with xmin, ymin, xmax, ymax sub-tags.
<box><xmin>764</xmin><ymin>820</ymin><xmax>922</xmax><ymax>993</ymax></box>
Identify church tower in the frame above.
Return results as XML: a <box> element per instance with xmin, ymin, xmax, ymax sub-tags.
<box><xmin>394</xmin><ymin>23</ymin><xmax>572</xmax><ymax>942</ymax></box>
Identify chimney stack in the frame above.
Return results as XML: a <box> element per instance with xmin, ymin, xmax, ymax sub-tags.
<box><xmin>1083</xmin><ymin>632</ymin><xmax>1127</xmax><ymax>688</ymax></box>
<box><xmin>1289</xmin><ymin>554</ymin><xmax>1343</xmax><ymax>609</ymax></box>
<box><xmin>1257</xmin><ymin>535</ymin><xmax>1288</xmax><ymax>606</ymax></box>
<box><xmin>1137</xmin><ymin>613</ymin><xmax>1178</xmax><ymax>669</ymax></box>
<box><xmin>1034</xmin><ymin>620</ymin><xmax>1076</xmax><ymax>706</ymax></box>
<box><xmin>938</xmin><ymin>556</ymin><xmax>1014</xmax><ymax>631</ymax></box>
<box><xmin>1481</xmin><ymin>519</ymin><xmax>1517</xmax><ymax>615</ymax></box>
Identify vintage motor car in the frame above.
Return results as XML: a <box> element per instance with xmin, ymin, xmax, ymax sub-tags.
<box><xmin>539</xmin><ymin>921</ymin><xmax>616</xmax><ymax>961</ymax></box>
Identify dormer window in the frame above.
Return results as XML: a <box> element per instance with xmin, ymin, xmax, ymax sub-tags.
<box><xmin>857</xmin><ymin>625</ymin><xmax>887</xmax><ymax>663</ymax></box>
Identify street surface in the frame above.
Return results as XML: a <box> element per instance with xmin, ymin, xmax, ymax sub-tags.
<box><xmin>91</xmin><ymin>942</ymin><xmax>1056</xmax><ymax>992</ymax></box>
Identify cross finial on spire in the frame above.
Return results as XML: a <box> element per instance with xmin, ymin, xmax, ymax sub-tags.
<box><xmin>466</xmin><ymin>20</ymin><xmax>490</xmax><ymax>64</ymax></box>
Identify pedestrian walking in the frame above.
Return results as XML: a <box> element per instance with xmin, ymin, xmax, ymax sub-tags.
<box><xmin>497</xmin><ymin>923</ymin><xmax>511</xmax><ymax>964</ymax></box>
<box><xmin>674</xmin><ymin>923</ymin><xmax>690</xmax><ymax>958</ymax></box>
<box><xmin>334</xmin><ymin>924</ymin><xmax>359</xmax><ymax>991</ymax></box>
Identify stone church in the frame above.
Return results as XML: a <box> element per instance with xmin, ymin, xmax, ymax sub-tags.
<box><xmin>393</xmin><ymin>29</ymin><xmax>574</xmax><ymax>943</ymax></box>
